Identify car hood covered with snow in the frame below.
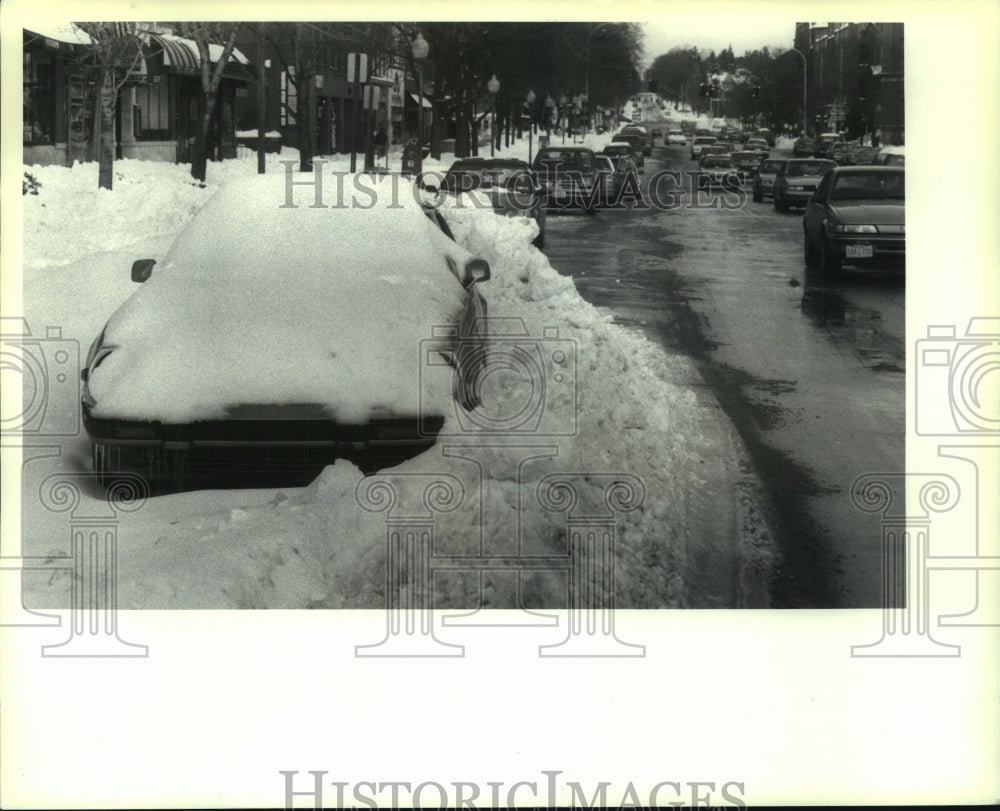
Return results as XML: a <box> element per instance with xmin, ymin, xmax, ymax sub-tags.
<box><xmin>87</xmin><ymin>172</ymin><xmax>478</xmax><ymax>424</ymax></box>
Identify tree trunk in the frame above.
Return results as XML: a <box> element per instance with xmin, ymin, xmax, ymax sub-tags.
<box><xmin>455</xmin><ymin>106</ymin><xmax>469</xmax><ymax>158</ymax></box>
<box><xmin>430</xmin><ymin>101</ymin><xmax>442</xmax><ymax>160</ymax></box>
<box><xmin>97</xmin><ymin>68</ymin><xmax>117</xmax><ymax>190</ymax></box>
<box><xmin>191</xmin><ymin>89</ymin><xmax>215</xmax><ymax>182</ymax></box>
<box><xmin>297</xmin><ymin>76</ymin><xmax>314</xmax><ymax>172</ymax></box>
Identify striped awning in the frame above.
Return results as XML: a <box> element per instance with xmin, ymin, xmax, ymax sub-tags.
<box><xmin>146</xmin><ymin>33</ymin><xmax>253</xmax><ymax>80</ymax></box>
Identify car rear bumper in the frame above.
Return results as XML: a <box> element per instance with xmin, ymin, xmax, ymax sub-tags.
<box><xmin>828</xmin><ymin>235</ymin><xmax>906</xmax><ymax>266</ymax></box>
<box><xmin>83</xmin><ymin>409</ymin><xmax>444</xmax><ymax>478</ymax></box>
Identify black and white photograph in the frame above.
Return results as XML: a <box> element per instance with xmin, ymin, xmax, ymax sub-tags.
<box><xmin>2</xmin><ymin>1</ymin><xmax>997</xmax><ymax>808</ymax></box>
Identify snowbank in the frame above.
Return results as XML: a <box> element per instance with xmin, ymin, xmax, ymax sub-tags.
<box><xmin>18</xmin><ymin>149</ymin><xmax>775</xmax><ymax>610</ymax></box>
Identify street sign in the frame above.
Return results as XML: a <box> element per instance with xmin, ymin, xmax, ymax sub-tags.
<box><xmin>363</xmin><ymin>85</ymin><xmax>380</xmax><ymax>110</ymax></box>
<box><xmin>347</xmin><ymin>53</ymin><xmax>368</xmax><ymax>84</ymax></box>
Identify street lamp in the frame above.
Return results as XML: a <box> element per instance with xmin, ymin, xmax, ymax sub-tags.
<box><xmin>544</xmin><ymin>94</ymin><xmax>555</xmax><ymax>137</ymax></box>
<box><xmin>525</xmin><ymin>89</ymin><xmax>536</xmax><ymax>163</ymax></box>
<box><xmin>412</xmin><ymin>32</ymin><xmax>429</xmax><ymax>169</ymax></box>
<box><xmin>788</xmin><ymin>47</ymin><xmax>807</xmax><ymax>136</ymax></box>
<box><xmin>559</xmin><ymin>94</ymin><xmax>568</xmax><ymax>144</ymax></box>
<box><xmin>487</xmin><ymin>73</ymin><xmax>500</xmax><ymax>156</ymax></box>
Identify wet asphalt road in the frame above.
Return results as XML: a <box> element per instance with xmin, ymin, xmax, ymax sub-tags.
<box><xmin>543</xmin><ymin>139</ymin><xmax>906</xmax><ymax>608</ymax></box>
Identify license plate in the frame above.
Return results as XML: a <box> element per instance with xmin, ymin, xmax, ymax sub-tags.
<box><xmin>846</xmin><ymin>244</ymin><xmax>874</xmax><ymax>258</ymax></box>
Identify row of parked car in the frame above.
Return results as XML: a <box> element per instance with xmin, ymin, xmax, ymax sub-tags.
<box><xmin>791</xmin><ymin>134</ymin><xmax>905</xmax><ymax>167</ymax></box>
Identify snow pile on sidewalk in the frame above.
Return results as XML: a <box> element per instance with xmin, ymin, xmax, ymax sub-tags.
<box><xmin>18</xmin><ymin>151</ymin><xmax>775</xmax><ymax>610</ymax></box>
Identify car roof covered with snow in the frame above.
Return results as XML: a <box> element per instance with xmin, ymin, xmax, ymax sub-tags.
<box><xmin>89</xmin><ymin>172</ymin><xmax>480</xmax><ymax>424</ymax></box>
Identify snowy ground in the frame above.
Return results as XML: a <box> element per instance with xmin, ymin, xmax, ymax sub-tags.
<box><xmin>15</xmin><ymin>139</ymin><xmax>776</xmax><ymax>610</ymax></box>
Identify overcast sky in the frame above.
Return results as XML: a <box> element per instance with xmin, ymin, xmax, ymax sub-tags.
<box><xmin>639</xmin><ymin>17</ymin><xmax>800</xmax><ymax>68</ymax></box>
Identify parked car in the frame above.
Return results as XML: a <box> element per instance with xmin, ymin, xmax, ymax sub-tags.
<box><xmin>814</xmin><ymin>133</ymin><xmax>844</xmax><ymax>158</ymax></box>
<box><xmin>667</xmin><ymin>129</ymin><xmax>687</xmax><ymax>145</ymax></box>
<box><xmin>792</xmin><ymin>137</ymin><xmax>816</xmax><ymax>157</ymax></box>
<box><xmin>802</xmin><ymin>166</ymin><xmax>905</xmax><ymax>276</ymax></box>
<box><xmin>772</xmin><ymin>158</ymin><xmax>836</xmax><ymax>211</ymax></box>
<box><xmin>604</xmin><ymin>140</ymin><xmax>644</xmax><ymax>170</ymax></box>
<box><xmin>532</xmin><ymin>145</ymin><xmax>602</xmax><ymax>214</ymax></box>
<box><xmin>649</xmin><ymin>126</ymin><xmax>664</xmax><ymax>140</ymax></box>
<box><xmin>690</xmin><ymin>136</ymin><xmax>718</xmax><ymax>159</ymax></box>
<box><xmin>697</xmin><ymin>154</ymin><xmax>740</xmax><ymax>188</ymax></box>
<box><xmin>744</xmin><ymin>137</ymin><xmax>770</xmax><ymax>157</ymax></box>
<box><xmin>594</xmin><ymin>154</ymin><xmax>618</xmax><ymax>203</ymax></box>
<box><xmin>731</xmin><ymin>151</ymin><xmax>764</xmax><ymax>182</ymax></box>
<box><xmin>81</xmin><ymin>173</ymin><xmax>492</xmax><ymax>489</ymax></box>
<box><xmin>873</xmin><ymin>145</ymin><xmax>905</xmax><ymax>166</ymax></box>
<box><xmin>441</xmin><ymin>158</ymin><xmax>546</xmax><ymax>249</ymax></box>
<box><xmin>752</xmin><ymin>158</ymin><xmax>787</xmax><ymax>201</ymax></box>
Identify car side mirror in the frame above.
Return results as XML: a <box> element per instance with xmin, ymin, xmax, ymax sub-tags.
<box><xmin>463</xmin><ymin>258</ymin><xmax>491</xmax><ymax>287</ymax></box>
<box><xmin>131</xmin><ymin>258</ymin><xmax>156</xmax><ymax>283</ymax></box>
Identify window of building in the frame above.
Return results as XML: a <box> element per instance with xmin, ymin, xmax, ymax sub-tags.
<box><xmin>23</xmin><ymin>51</ymin><xmax>55</xmax><ymax>145</ymax></box>
<box><xmin>133</xmin><ymin>80</ymin><xmax>171</xmax><ymax>140</ymax></box>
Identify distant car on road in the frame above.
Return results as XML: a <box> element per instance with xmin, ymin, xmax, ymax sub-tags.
<box><xmin>731</xmin><ymin>151</ymin><xmax>764</xmax><ymax>182</ymax></box>
<box><xmin>608</xmin><ymin>136</ymin><xmax>645</xmax><ymax>168</ymax></box>
<box><xmin>441</xmin><ymin>158</ymin><xmax>546</xmax><ymax>249</ymax></box>
<box><xmin>744</xmin><ymin>137</ymin><xmax>770</xmax><ymax>157</ymax></box>
<box><xmin>792</xmin><ymin>137</ymin><xmax>816</xmax><ymax>157</ymax></box>
<box><xmin>691</xmin><ymin>135</ymin><xmax>718</xmax><ymax>159</ymax></box>
<box><xmin>612</xmin><ymin>132</ymin><xmax>649</xmax><ymax>164</ymax></box>
<box><xmin>752</xmin><ymin>158</ymin><xmax>787</xmax><ymax>202</ymax></box>
<box><xmin>772</xmin><ymin>158</ymin><xmax>836</xmax><ymax>211</ymax></box>
<box><xmin>802</xmin><ymin>165</ymin><xmax>905</xmax><ymax>276</ymax></box>
<box><xmin>755</xmin><ymin>128</ymin><xmax>776</xmax><ymax>147</ymax></box>
<box><xmin>814</xmin><ymin>132</ymin><xmax>844</xmax><ymax>158</ymax></box>
<box><xmin>667</xmin><ymin>129</ymin><xmax>687</xmax><ymax>145</ymax></box>
<box><xmin>532</xmin><ymin>145</ymin><xmax>601</xmax><ymax>215</ymax></box>
<box><xmin>697</xmin><ymin>154</ymin><xmax>740</xmax><ymax>188</ymax></box>
<box><xmin>620</xmin><ymin>125</ymin><xmax>653</xmax><ymax>155</ymax></box>
<box><xmin>830</xmin><ymin>142</ymin><xmax>852</xmax><ymax>164</ymax></box>
<box><xmin>843</xmin><ymin>144</ymin><xmax>879</xmax><ymax>165</ymax></box>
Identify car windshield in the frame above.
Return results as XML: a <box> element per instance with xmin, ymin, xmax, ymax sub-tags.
<box><xmin>830</xmin><ymin>172</ymin><xmax>905</xmax><ymax>201</ymax></box>
<box><xmin>759</xmin><ymin>160</ymin><xmax>785</xmax><ymax>173</ymax></box>
<box><xmin>702</xmin><ymin>156</ymin><xmax>732</xmax><ymax>168</ymax></box>
<box><xmin>694</xmin><ymin>137</ymin><xmax>716</xmax><ymax>144</ymax></box>
<box><xmin>785</xmin><ymin>160</ymin><xmax>833</xmax><ymax>177</ymax></box>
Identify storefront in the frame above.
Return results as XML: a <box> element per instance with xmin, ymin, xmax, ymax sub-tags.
<box><xmin>23</xmin><ymin>26</ymin><xmax>252</xmax><ymax>168</ymax></box>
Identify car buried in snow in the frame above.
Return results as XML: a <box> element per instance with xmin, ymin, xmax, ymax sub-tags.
<box><xmin>81</xmin><ymin>172</ymin><xmax>491</xmax><ymax>490</ymax></box>
<box><xmin>802</xmin><ymin>165</ymin><xmax>905</xmax><ymax>277</ymax></box>
<box><xmin>438</xmin><ymin>157</ymin><xmax>547</xmax><ymax>249</ymax></box>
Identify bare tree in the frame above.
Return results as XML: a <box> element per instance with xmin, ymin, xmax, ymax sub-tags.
<box><xmin>179</xmin><ymin>22</ymin><xmax>243</xmax><ymax>182</ymax></box>
<box><xmin>74</xmin><ymin>23</ymin><xmax>145</xmax><ymax>190</ymax></box>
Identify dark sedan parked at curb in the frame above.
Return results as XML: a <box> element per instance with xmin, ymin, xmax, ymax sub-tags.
<box><xmin>803</xmin><ymin>166</ymin><xmax>905</xmax><ymax>277</ymax></box>
<box><xmin>532</xmin><ymin>146</ymin><xmax>601</xmax><ymax>215</ymax></box>
<box><xmin>772</xmin><ymin>158</ymin><xmax>836</xmax><ymax>211</ymax></box>
<box><xmin>441</xmin><ymin>158</ymin><xmax>546</xmax><ymax>249</ymax></box>
<box><xmin>81</xmin><ymin>173</ymin><xmax>492</xmax><ymax>490</ymax></box>
<box><xmin>602</xmin><ymin>141</ymin><xmax>644</xmax><ymax>171</ymax></box>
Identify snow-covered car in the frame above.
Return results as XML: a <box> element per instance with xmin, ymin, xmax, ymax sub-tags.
<box><xmin>666</xmin><ymin>129</ymin><xmax>687</xmax><ymax>145</ymax></box>
<box><xmin>439</xmin><ymin>157</ymin><xmax>546</xmax><ymax>249</ymax></box>
<box><xmin>80</xmin><ymin>172</ymin><xmax>491</xmax><ymax>489</ymax></box>
<box><xmin>803</xmin><ymin>166</ymin><xmax>905</xmax><ymax>276</ymax></box>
